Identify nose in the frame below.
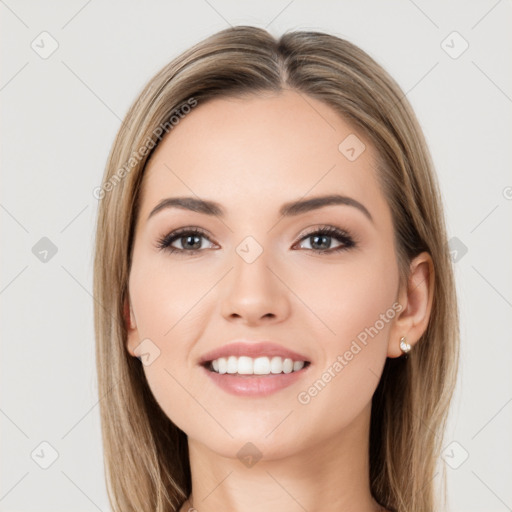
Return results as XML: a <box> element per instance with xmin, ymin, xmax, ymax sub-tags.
<box><xmin>220</xmin><ymin>249</ymin><xmax>291</xmax><ymax>326</ymax></box>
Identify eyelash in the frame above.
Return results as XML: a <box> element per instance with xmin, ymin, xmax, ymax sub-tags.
<box><xmin>156</xmin><ymin>225</ymin><xmax>357</xmax><ymax>255</ymax></box>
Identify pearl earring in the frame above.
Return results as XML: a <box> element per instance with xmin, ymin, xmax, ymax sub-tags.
<box><xmin>399</xmin><ymin>336</ymin><xmax>411</xmax><ymax>354</ymax></box>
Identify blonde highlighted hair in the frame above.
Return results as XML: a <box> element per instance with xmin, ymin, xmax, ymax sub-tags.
<box><xmin>93</xmin><ymin>26</ymin><xmax>459</xmax><ymax>512</ymax></box>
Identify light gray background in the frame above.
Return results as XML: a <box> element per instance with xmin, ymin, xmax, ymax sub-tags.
<box><xmin>1</xmin><ymin>1</ymin><xmax>511</xmax><ymax>511</ymax></box>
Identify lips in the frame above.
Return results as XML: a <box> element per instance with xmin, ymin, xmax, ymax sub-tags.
<box><xmin>198</xmin><ymin>341</ymin><xmax>311</xmax><ymax>367</ymax></box>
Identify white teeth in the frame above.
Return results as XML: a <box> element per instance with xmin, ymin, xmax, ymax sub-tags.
<box><xmin>253</xmin><ymin>356</ymin><xmax>270</xmax><ymax>375</ymax></box>
<box><xmin>270</xmin><ymin>356</ymin><xmax>283</xmax><ymax>374</ymax></box>
<box><xmin>218</xmin><ymin>357</ymin><xmax>227</xmax><ymax>374</ymax></box>
<box><xmin>227</xmin><ymin>356</ymin><xmax>237</xmax><ymax>374</ymax></box>
<box><xmin>237</xmin><ymin>356</ymin><xmax>253</xmax><ymax>375</ymax></box>
<box><xmin>208</xmin><ymin>355</ymin><xmax>307</xmax><ymax>375</ymax></box>
<box><xmin>282</xmin><ymin>358</ymin><xmax>293</xmax><ymax>374</ymax></box>
<box><xmin>293</xmin><ymin>361</ymin><xmax>304</xmax><ymax>371</ymax></box>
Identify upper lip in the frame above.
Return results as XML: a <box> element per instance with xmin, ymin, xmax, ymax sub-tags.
<box><xmin>198</xmin><ymin>341</ymin><xmax>310</xmax><ymax>365</ymax></box>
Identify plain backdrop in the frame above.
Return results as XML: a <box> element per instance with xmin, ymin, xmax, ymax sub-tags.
<box><xmin>1</xmin><ymin>1</ymin><xmax>511</xmax><ymax>511</ymax></box>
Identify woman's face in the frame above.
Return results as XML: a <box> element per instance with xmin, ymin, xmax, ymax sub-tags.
<box><xmin>126</xmin><ymin>89</ymin><xmax>403</xmax><ymax>459</ymax></box>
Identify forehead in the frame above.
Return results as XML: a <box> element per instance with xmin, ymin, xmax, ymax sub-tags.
<box><xmin>139</xmin><ymin>89</ymin><xmax>388</xmax><ymax>222</ymax></box>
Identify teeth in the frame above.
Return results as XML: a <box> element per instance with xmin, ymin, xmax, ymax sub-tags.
<box><xmin>238</xmin><ymin>356</ymin><xmax>253</xmax><ymax>375</ymax></box>
<box><xmin>209</xmin><ymin>356</ymin><xmax>307</xmax><ymax>375</ymax></box>
<box><xmin>253</xmin><ymin>356</ymin><xmax>270</xmax><ymax>375</ymax></box>
<box><xmin>293</xmin><ymin>360</ymin><xmax>305</xmax><ymax>371</ymax></box>
<box><xmin>227</xmin><ymin>356</ymin><xmax>238</xmax><ymax>374</ymax></box>
<box><xmin>270</xmin><ymin>356</ymin><xmax>283</xmax><ymax>374</ymax></box>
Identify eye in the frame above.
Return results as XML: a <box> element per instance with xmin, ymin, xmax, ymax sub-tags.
<box><xmin>156</xmin><ymin>225</ymin><xmax>356</xmax><ymax>255</ymax></box>
<box><xmin>156</xmin><ymin>227</ymin><xmax>217</xmax><ymax>255</ymax></box>
<box><xmin>294</xmin><ymin>225</ymin><xmax>356</xmax><ymax>253</ymax></box>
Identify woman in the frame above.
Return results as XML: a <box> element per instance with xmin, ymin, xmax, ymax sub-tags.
<box><xmin>93</xmin><ymin>26</ymin><xmax>459</xmax><ymax>512</ymax></box>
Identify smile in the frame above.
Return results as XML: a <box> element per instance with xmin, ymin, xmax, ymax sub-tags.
<box><xmin>207</xmin><ymin>355</ymin><xmax>309</xmax><ymax>375</ymax></box>
<box><xmin>202</xmin><ymin>358</ymin><xmax>311</xmax><ymax>397</ymax></box>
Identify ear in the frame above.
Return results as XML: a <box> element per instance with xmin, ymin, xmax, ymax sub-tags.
<box><xmin>387</xmin><ymin>251</ymin><xmax>435</xmax><ymax>358</ymax></box>
<box><xmin>123</xmin><ymin>296</ymin><xmax>139</xmax><ymax>357</ymax></box>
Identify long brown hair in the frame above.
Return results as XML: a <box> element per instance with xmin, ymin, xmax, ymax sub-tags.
<box><xmin>93</xmin><ymin>26</ymin><xmax>459</xmax><ymax>512</ymax></box>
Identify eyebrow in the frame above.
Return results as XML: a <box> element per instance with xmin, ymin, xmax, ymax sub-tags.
<box><xmin>147</xmin><ymin>194</ymin><xmax>373</xmax><ymax>223</ymax></box>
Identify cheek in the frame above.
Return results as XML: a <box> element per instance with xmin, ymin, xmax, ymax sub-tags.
<box><xmin>289</xmin><ymin>249</ymin><xmax>399</xmax><ymax>409</ymax></box>
<box><xmin>130</xmin><ymin>253</ymin><xmax>217</xmax><ymax>338</ymax></box>
<box><xmin>128</xmin><ymin>252</ymin><xmax>222</xmax><ymax>434</ymax></box>
<box><xmin>282</xmin><ymin>266</ymin><xmax>397</xmax><ymax>448</ymax></box>
<box><xmin>291</xmin><ymin>248</ymin><xmax>399</xmax><ymax>346</ymax></box>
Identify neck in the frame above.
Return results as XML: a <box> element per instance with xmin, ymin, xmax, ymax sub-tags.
<box><xmin>181</xmin><ymin>402</ymin><xmax>384</xmax><ymax>512</ymax></box>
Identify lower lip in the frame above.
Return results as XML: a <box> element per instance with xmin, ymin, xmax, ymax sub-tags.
<box><xmin>202</xmin><ymin>365</ymin><xmax>310</xmax><ymax>397</ymax></box>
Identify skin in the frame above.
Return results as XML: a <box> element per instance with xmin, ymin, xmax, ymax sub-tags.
<box><xmin>124</xmin><ymin>89</ymin><xmax>434</xmax><ymax>512</ymax></box>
